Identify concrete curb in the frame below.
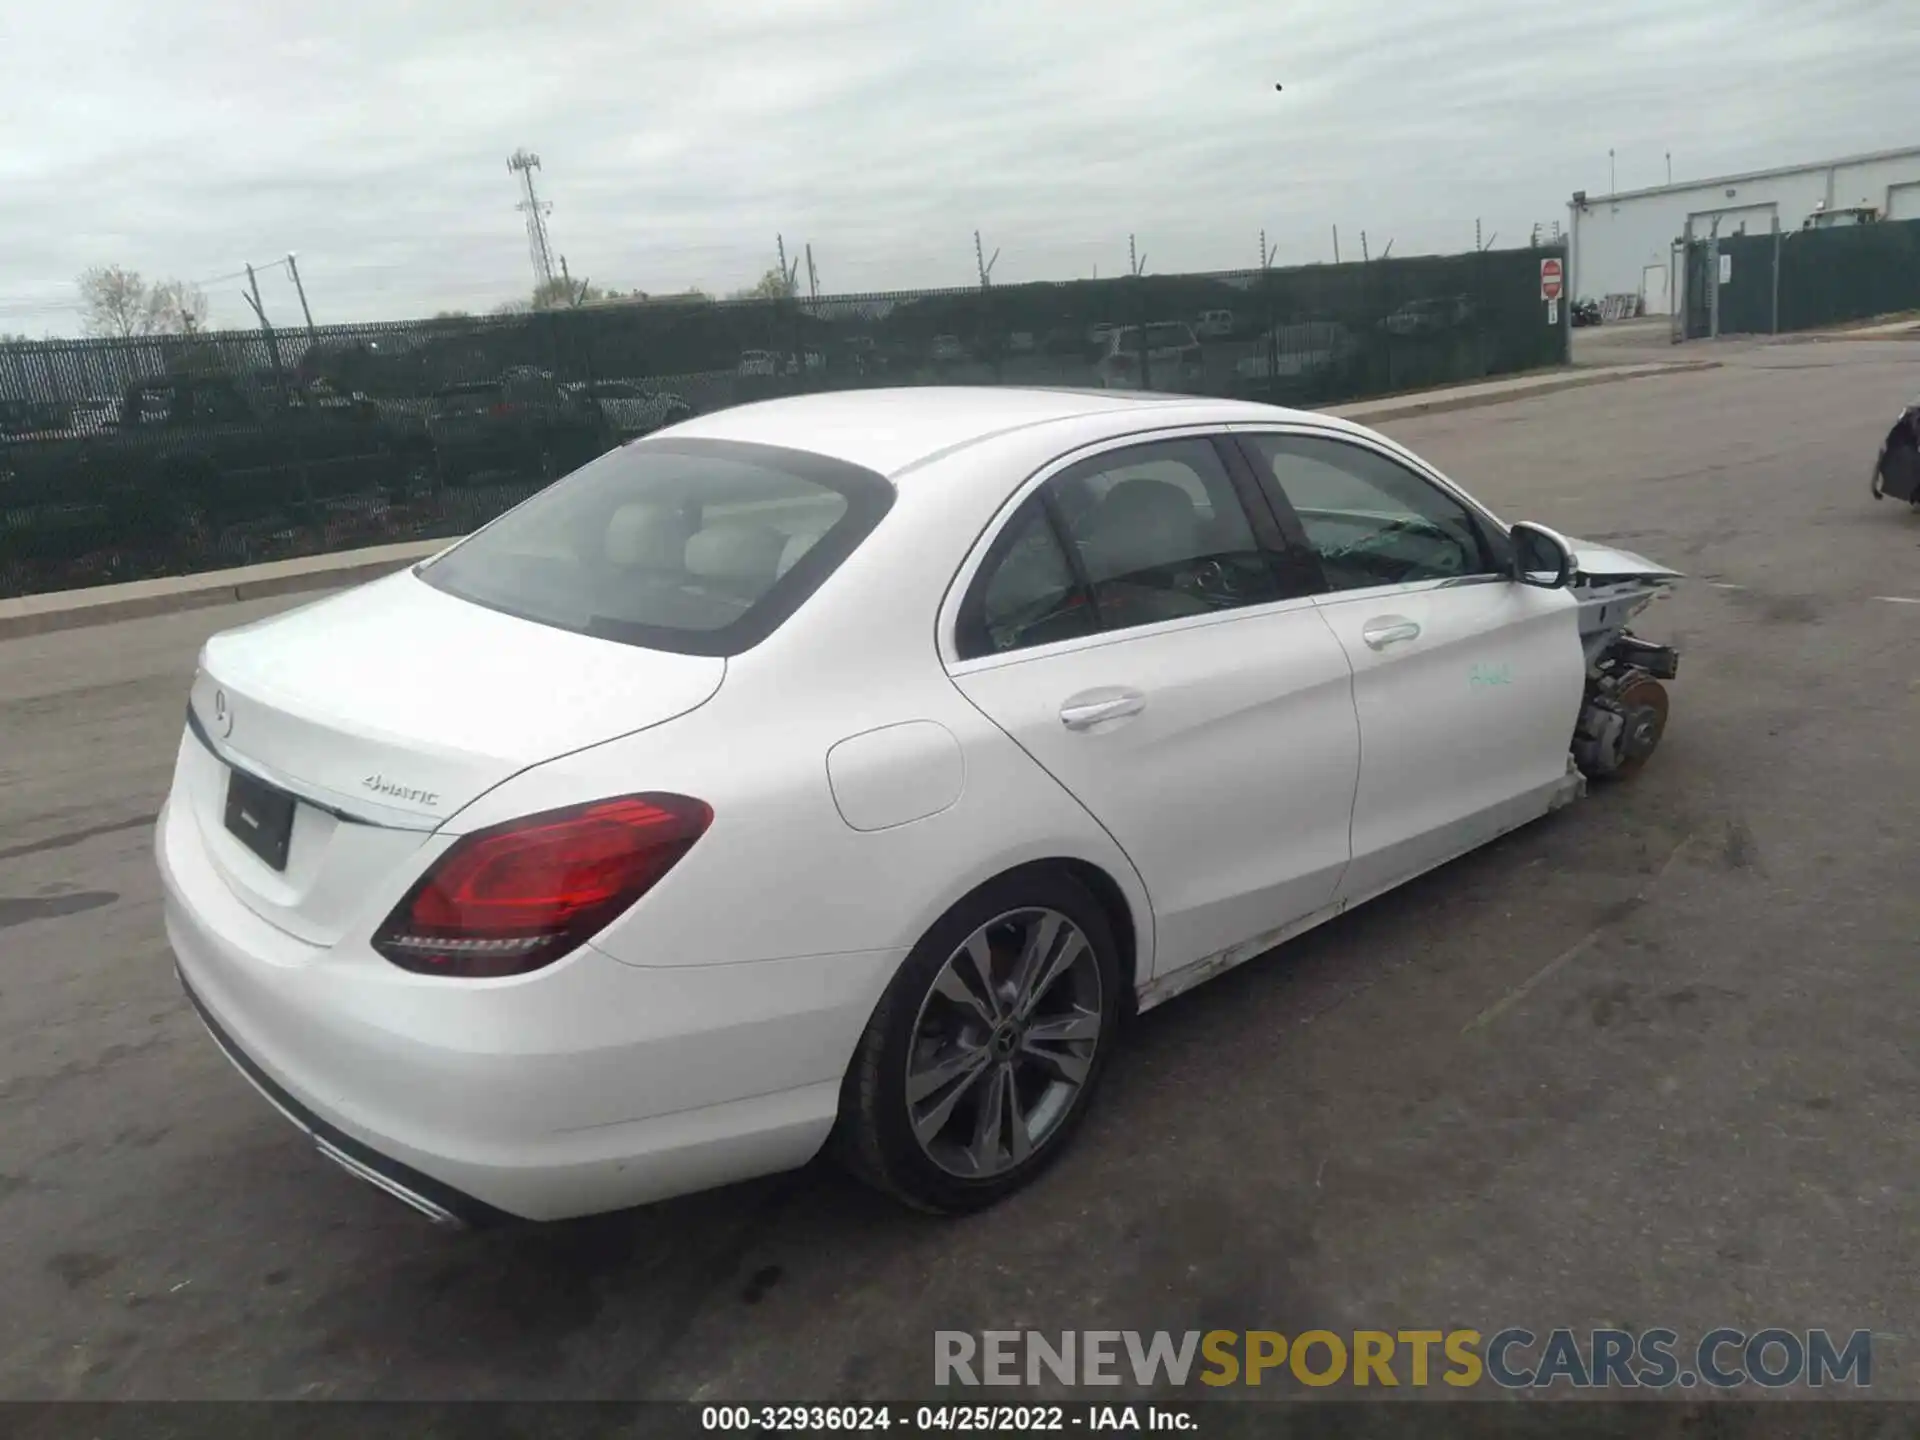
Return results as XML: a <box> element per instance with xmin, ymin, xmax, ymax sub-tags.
<box><xmin>0</xmin><ymin>540</ymin><xmax>451</xmax><ymax>640</ymax></box>
<box><xmin>1</xmin><ymin>362</ymin><xmax>1715</xmax><ymax>641</ymax></box>
<box><xmin>1332</xmin><ymin>360</ymin><xmax>1719</xmax><ymax>424</ymax></box>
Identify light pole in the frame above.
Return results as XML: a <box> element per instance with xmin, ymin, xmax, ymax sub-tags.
<box><xmin>1666</xmin><ymin>151</ymin><xmax>1673</xmax><ymax>186</ymax></box>
<box><xmin>1609</xmin><ymin>149</ymin><xmax>1616</xmax><ymax>193</ymax></box>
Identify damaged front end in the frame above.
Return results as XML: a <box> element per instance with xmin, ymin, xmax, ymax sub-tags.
<box><xmin>1563</xmin><ymin>539</ymin><xmax>1682</xmax><ymax>781</ymax></box>
<box><xmin>1870</xmin><ymin>397</ymin><xmax>1920</xmax><ymax>506</ymax></box>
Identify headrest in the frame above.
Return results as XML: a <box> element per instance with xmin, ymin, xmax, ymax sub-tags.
<box><xmin>604</xmin><ymin>504</ymin><xmax>691</xmax><ymax>569</ymax></box>
<box><xmin>776</xmin><ymin>530</ymin><xmax>827</xmax><ymax>578</ymax></box>
<box><xmin>684</xmin><ymin>522</ymin><xmax>788</xmax><ymax>585</ymax></box>
<box><xmin>1080</xmin><ymin>478</ymin><xmax>1201</xmax><ymax>576</ymax></box>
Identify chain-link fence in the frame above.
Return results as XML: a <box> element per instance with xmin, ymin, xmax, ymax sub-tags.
<box><xmin>1</xmin><ymin>244</ymin><xmax>1567</xmax><ymax>599</ymax></box>
<box><xmin>1684</xmin><ymin>216</ymin><xmax>1920</xmax><ymax>339</ymax></box>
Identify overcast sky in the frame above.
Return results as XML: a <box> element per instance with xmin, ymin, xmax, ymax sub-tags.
<box><xmin>3</xmin><ymin>0</ymin><xmax>1915</xmax><ymax>332</ymax></box>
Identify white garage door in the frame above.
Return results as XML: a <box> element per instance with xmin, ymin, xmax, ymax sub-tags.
<box><xmin>1888</xmin><ymin>182</ymin><xmax>1920</xmax><ymax>222</ymax></box>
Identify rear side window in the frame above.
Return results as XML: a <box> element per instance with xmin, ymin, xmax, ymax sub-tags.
<box><xmin>418</xmin><ymin>438</ymin><xmax>893</xmax><ymax>656</ymax></box>
<box><xmin>958</xmin><ymin>495</ymin><xmax>1100</xmax><ymax>659</ymax></box>
<box><xmin>956</xmin><ymin>436</ymin><xmax>1311</xmax><ymax>660</ymax></box>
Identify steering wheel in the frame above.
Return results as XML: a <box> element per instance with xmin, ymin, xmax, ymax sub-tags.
<box><xmin>1186</xmin><ymin>557</ymin><xmax>1241</xmax><ymax>604</ymax></box>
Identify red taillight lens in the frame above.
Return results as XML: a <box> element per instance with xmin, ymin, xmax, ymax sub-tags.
<box><xmin>373</xmin><ymin>794</ymin><xmax>712</xmax><ymax>977</ymax></box>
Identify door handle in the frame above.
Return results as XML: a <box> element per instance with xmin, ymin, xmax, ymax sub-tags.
<box><xmin>1360</xmin><ymin>616</ymin><xmax>1422</xmax><ymax>650</ymax></box>
<box><xmin>1059</xmin><ymin>690</ymin><xmax>1146</xmax><ymax>731</ymax></box>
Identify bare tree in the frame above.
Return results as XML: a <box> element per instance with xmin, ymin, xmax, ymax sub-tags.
<box><xmin>149</xmin><ymin>278</ymin><xmax>209</xmax><ymax>334</ymax></box>
<box><xmin>532</xmin><ymin>275</ymin><xmax>607</xmax><ymax>310</ymax></box>
<box><xmin>77</xmin><ymin>266</ymin><xmax>209</xmax><ymax>338</ymax></box>
<box><xmin>729</xmin><ymin>267</ymin><xmax>798</xmax><ymax>302</ymax></box>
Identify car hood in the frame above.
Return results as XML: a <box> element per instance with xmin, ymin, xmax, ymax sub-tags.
<box><xmin>1560</xmin><ymin>535</ymin><xmax>1682</xmax><ymax>583</ymax></box>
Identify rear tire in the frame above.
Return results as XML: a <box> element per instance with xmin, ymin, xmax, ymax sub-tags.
<box><xmin>835</xmin><ymin>871</ymin><xmax>1124</xmax><ymax>1214</ymax></box>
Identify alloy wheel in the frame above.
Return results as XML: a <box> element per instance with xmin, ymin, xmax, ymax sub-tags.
<box><xmin>904</xmin><ymin>907</ymin><xmax>1104</xmax><ymax>1179</ymax></box>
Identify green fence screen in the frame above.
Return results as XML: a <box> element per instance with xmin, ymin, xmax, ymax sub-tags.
<box><xmin>1685</xmin><ymin>217</ymin><xmax>1920</xmax><ymax>339</ymax></box>
<box><xmin>1</xmin><ymin>244</ymin><xmax>1567</xmax><ymax>599</ymax></box>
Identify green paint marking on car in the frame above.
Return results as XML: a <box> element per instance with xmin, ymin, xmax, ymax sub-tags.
<box><xmin>1470</xmin><ymin>663</ymin><xmax>1513</xmax><ymax>688</ymax></box>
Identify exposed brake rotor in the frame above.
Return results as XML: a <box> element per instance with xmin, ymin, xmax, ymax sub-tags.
<box><xmin>1610</xmin><ymin>675</ymin><xmax>1670</xmax><ymax>780</ymax></box>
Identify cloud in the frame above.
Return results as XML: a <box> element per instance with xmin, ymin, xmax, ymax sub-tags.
<box><xmin>1</xmin><ymin>0</ymin><xmax>1913</xmax><ymax>330</ymax></box>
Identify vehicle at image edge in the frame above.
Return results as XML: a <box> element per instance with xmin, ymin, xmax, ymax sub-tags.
<box><xmin>1196</xmin><ymin>310</ymin><xmax>1235</xmax><ymax>340</ymax></box>
<box><xmin>156</xmin><ymin>385</ymin><xmax>1683</xmax><ymax>1227</ymax></box>
<box><xmin>1381</xmin><ymin>295</ymin><xmax>1477</xmax><ymax>337</ymax></box>
<box><xmin>1</xmin><ymin>375</ymin><xmax>417</xmax><ymax>559</ymax></box>
<box><xmin>1871</xmin><ymin>395</ymin><xmax>1920</xmax><ymax>506</ymax></box>
<box><xmin>424</xmin><ymin>369</ymin><xmax>609</xmax><ymax>486</ymax></box>
<box><xmin>1234</xmin><ymin>321</ymin><xmax>1359</xmax><ymax>382</ymax></box>
<box><xmin>562</xmin><ymin>380</ymin><xmax>694</xmax><ymax>441</ymax></box>
<box><xmin>1096</xmin><ymin>322</ymin><xmax>1205</xmax><ymax>391</ymax></box>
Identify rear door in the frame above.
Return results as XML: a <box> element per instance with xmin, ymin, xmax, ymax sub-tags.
<box><xmin>1233</xmin><ymin>427</ymin><xmax>1585</xmax><ymax>904</ymax></box>
<box><xmin>946</xmin><ymin>433</ymin><xmax>1357</xmax><ymax>980</ymax></box>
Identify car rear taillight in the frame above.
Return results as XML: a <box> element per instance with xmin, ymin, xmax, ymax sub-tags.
<box><xmin>373</xmin><ymin>794</ymin><xmax>712</xmax><ymax>977</ymax></box>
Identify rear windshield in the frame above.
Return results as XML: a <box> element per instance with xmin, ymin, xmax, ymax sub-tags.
<box><xmin>417</xmin><ymin>437</ymin><xmax>894</xmax><ymax>656</ymax></box>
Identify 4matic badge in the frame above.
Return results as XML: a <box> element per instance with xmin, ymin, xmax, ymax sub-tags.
<box><xmin>362</xmin><ymin>774</ymin><xmax>440</xmax><ymax>808</ymax></box>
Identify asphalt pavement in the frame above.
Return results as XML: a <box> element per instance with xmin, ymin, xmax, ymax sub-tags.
<box><xmin>3</xmin><ymin>337</ymin><xmax>1919</xmax><ymax>1402</ymax></box>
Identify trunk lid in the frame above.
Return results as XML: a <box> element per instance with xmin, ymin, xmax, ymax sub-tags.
<box><xmin>182</xmin><ymin>569</ymin><xmax>724</xmax><ymax>944</ymax></box>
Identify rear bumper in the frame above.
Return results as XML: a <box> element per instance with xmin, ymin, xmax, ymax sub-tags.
<box><xmin>157</xmin><ymin>794</ymin><xmax>901</xmax><ymax>1222</ymax></box>
<box><xmin>178</xmin><ymin>967</ymin><xmax>509</xmax><ymax>1228</ymax></box>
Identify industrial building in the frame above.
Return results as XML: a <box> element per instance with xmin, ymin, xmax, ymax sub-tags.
<box><xmin>1567</xmin><ymin>145</ymin><xmax>1920</xmax><ymax>314</ymax></box>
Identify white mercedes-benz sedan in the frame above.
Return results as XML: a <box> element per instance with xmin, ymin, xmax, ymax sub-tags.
<box><xmin>157</xmin><ymin>386</ymin><xmax>1682</xmax><ymax>1225</ymax></box>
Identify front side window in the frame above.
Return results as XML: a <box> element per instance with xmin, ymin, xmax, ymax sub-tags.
<box><xmin>957</xmin><ymin>437</ymin><xmax>1306</xmax><ymax>659</ymax></box>
<box><xmin>1244</xmin><ymin>432</ymin><xmax>1498</xmax><ymax>591</ymax></box>
<box><xmin>419</xmin><ymin>438</ymin><xmax>892</xmax><ymax>656</ymax></box>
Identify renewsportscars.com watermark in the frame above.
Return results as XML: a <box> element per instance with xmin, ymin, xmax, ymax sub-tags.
<box><xmin>935</xmin><ymin>1328</ymin><xmax>1873</xmax><ymax>1391</ymax></box>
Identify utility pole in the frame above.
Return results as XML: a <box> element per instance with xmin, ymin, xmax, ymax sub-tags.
<box><xmin>1476</xmin><ymin>218</ymin><xmax>1482</xmax><ymax>252</ymax></box>
<box><xmin>974</xmin><ymin>230</ymin><xmax>998</xmax><ymax>289</ymax></box>
<box><xmin>1666</xmin><ymin>151</ymin><xmax>1673</xmax><ymax>186</ymax></box>
<box><xmin>1609</xmin><ymin>148</ymin><xmax>1617</xmax><ymax>194</ymax></box>
<box><xmin>285</xmin><ymin>252</ymin><xmax>316</xmax><ymax>338</ymax></box>
<box><xmin>240</xmin><ymin>263</ymin><xmax>285</xmax><ymax>387</ymax></box>
<box><xmin>1332</xmin><ymin>224</ymin><xmax>1341</xmax><ymax>264</ymax></box>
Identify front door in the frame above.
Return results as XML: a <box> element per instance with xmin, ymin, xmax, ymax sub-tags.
<box><xmin>947</xmin><ymin>434</ymin><xmax>1357</xmax><ymax>979</ymax></box>
<box><xmin>1235</xmin><ymin>428</ymin><xmax>1586</xmax><ymax>904</ymax></box>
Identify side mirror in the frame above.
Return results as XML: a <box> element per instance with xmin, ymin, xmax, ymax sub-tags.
<box><xmin>1510</xmin><ymin>521</ymin><xmax>1576</xmax><ymax>589</ymax></box>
